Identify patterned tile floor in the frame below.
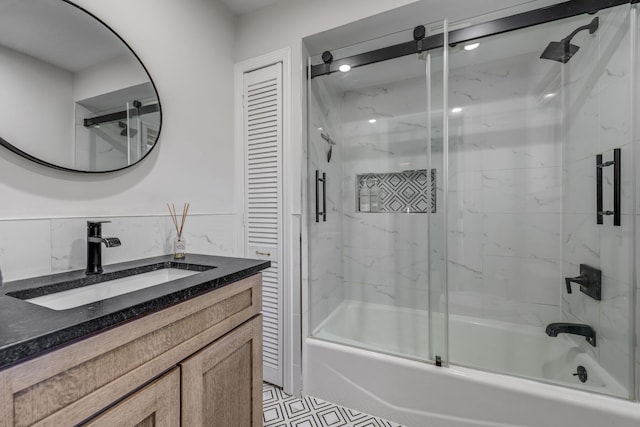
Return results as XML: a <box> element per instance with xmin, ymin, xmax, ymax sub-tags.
<box><xmin>263</xmin><ymin>383</ymin><xmax>405</xmax><ymax>427</ymax></box>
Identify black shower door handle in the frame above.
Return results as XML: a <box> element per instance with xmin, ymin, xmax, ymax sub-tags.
<box><xmin>315</xmin><ymin>170</ymin><xmax>327</xmax><ymax>222</ymax></box>
<box><xmin>596</xmin><ymin>148</ymin><xmax>620</xmax><ymax>226</ymax></box>
<box><xmin>322</xmin><ymin>172</ymin><xmax>327</xmax><ymax>222</ymax></box>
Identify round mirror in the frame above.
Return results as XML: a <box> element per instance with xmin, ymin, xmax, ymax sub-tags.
<box><xmin>0</xmin><ymin>0</ymin><xmax>161</xmax><ymax>173</ymax></box>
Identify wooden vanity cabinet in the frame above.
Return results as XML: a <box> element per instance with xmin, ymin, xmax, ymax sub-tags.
<box><xmin>0</xmin><ymin>274</ymin><xmax>263</xmax><ymax>427</ymax></box>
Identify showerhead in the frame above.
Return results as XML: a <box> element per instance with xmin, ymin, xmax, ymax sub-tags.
<box><xmin>540</xmin><ymin>40</ymin><xmax>580</xmax><ymax>63</ymax></box>
<box><xmin>540</xmin><ymin>17</ymin><xmax>599</xmax><ymax>63</ymax></box>
<box><xmin>118</xmin><ymin>121</ymin><xmax>138</xmax><ymax>137</ymax></box>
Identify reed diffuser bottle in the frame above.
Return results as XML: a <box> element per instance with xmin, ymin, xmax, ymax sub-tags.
<box><xmin>168</xmin><ymin>202</ymin><xmax>190</xmax><ymax>259</ymax></box>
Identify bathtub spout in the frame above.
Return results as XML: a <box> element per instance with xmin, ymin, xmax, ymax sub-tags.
<box><xmin>545</xmin><ymin>323</ymin><xmax>596</xmax><ymax>347</ymax></box>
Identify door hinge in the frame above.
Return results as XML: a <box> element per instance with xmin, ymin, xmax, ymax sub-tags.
<box><xmin>435</xmin><ymin>355</ymin><xmax>442</xmax><ymax>367</ymax></box>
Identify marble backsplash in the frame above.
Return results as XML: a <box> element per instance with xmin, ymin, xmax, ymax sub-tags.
<box><xmin>0</xmin><ymin>213</ymin><xmax>237</xmax><ymax>282</ymax></box>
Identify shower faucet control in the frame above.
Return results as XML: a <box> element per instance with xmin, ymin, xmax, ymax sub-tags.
<box><xmin>564</xmin><ymin>264</ymin><xmax>601</xmax><ymax>301</ymax></box>
<box><xmin>86</xmin><ymin>221</ymin><xmax>121</xmax><ymax>275</ymax></box>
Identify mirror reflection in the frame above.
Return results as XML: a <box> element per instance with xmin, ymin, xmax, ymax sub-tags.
<box><xmin>0</xmin><ymin>0</ymin><xmax>161</xmax><ymax>172</ymax></box>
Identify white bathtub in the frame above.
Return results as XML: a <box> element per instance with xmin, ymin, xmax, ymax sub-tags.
<box><xmin>305</xmin><ymin>300</ymin><xmax>640</xmax><ymax>427</ymax></box>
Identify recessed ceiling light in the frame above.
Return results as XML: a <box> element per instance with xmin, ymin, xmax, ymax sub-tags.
<box><xmin>339</xmin><ymin>64</ymin><xmax>351</xmax><ymax>72</ymax></box>
<box><xmin>317</xmin><ymin>127</ymin><xmax>323</xmax><ymax>131</ymax></box>
<box><xmin>543</xmin><ymin>93</ymin><xmax>557</xmax><ymax>99</ymax></box>
<box><xmin>368</xmin><ymin>119</ymin><xmax>377</xmax><ymax>123</ymax></box>
<box><xmin>451</xmin><ymin>107</ymin><xmax>463</xmax><ymax>113</ymax></box>
<box><xmin>464</xmin><ymin>42</ymin><xmax>480</xmax><ymax>51</ymax></box>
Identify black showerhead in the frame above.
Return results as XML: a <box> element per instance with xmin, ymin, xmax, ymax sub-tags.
<box><xmin>118</xmin><ymin>121</ymin><xmax>138</xmax><ymax>137</ymax></box>
<box><xmin>540</xmin><ymin>17</ymin><xmax>599</xmax><ymax>63</ymax></box>
<box><xmin>540</xmin><ymin>41</ymin><xmax>580</xmax><ymax>63</ymax></box>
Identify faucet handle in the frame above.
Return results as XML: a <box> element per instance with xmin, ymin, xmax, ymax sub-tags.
<box><xmin>564</xmin><ymin>264</ymin><xmax>602</xmax><ymax>301</ymax></box>
<box><xmin>87</xmin><ymin>220</ymin><xmax>111</xmax><ymax>226</ymax></box>
<box><xmin>565</xmin><ymin>274</ymin><xmax>589</xmax><ymax>294</ymax></box>
<box><xmin>564</xmin><ymin>277</ymin><xmax>573</xmax><ymax>294</ymax></box>
<box><xmin>103</xmin><ymin>237</ymin><xmax>121</xmax><ymax>248</ymax></box>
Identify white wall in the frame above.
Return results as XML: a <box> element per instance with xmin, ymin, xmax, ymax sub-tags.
<box><xmin>0</xmin><ymin>44</ymin><xmax>74</xmax><ymax>167</ymax></box>
<box><xmin>73</xmin><ymin>53</ymin><xmax>150</xmax><ymax>102</ymax></box>
<box><xmin>0</xmin><ymin>0</ymin><xmax>239</xmax><ymax>280</ymax></box>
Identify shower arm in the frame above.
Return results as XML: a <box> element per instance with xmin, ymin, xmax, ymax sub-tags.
<box><xmin>562</xmin><ymin>17</ymin><xmax>599</xmax><ymax>44</ymax></box>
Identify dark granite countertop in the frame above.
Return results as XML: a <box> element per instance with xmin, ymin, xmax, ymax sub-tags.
<box><xmin>0</xmin><ymin>254</ymin><xmax>269</xmax><ymax>371</ymax></box>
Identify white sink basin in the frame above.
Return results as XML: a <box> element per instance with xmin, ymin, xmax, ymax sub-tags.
<box><xmin>26</xmin><ymin>268</ymin><xmax>198</xmax><ymax>310</ymax></box>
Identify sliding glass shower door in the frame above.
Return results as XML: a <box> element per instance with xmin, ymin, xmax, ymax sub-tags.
<box><xmin>560</xmin><ymin>4</ymin><xmax>636</xmax><ymax>398</ymax></box>
<box><xmin>444</xmin><ymin>4</ymin><xmax>635</xmax><ymax>398</ymax></box>
<box><xmin>307</xmin><ymin>33</ymin><xmax>447</xmax><ymax>365</ymax></box>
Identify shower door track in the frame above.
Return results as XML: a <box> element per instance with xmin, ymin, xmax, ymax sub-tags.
<box><xmin>310</xmin><ymin>0</ymin><xmax>633</xmax><ymax>78</ymax></box>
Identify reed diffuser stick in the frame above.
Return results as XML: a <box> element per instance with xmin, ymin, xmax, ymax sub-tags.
<box><xmin>179</xmin><ymin>203</ymin><xmax>189</xmax><ymax>237</ymax></box>
<box><xmin>167</xmin><ymin>203</ymin><xmax>179</xmax><ymax>235</ymax></box>
<box><xmin>167</xmin><ymin>202</ymin><xmax>189</xmax><ymax>239</ymax></box>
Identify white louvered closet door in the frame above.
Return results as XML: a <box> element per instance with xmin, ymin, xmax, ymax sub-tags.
<box><xmin>243</xmin><ymin>63</ymin><xmax>283</xmax><ymax>386</ymax></box>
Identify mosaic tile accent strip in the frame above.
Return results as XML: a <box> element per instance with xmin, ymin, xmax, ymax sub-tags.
<box><xmin>356</xmin><ymin>169</ymin><xmax>436</xmax><ymax>213</ymax></box>
<box><xmin>263</xmin><ymin>383</ymin><xmax>405</xmax><ymax>427</ymax></box>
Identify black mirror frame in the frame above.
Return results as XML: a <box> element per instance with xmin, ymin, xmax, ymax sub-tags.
<box><xmin>0</xmin><ymin>0</ymin><xmax>163</xmax><ymax>173</ymax></box>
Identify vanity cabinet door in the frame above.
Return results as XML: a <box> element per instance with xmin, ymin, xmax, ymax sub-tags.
<box><xmin>81</xmin><ymin>368</ymin><xmax>180</xmax><ymax>427</ymax></box>
<box><xmin>180</xmin><ymin>315</ymin><xmax>263</xmax><ymax>426</ymax></box>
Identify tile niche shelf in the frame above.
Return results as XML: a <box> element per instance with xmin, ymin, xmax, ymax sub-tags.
<box><xmin>356</xmin><ymin>169</ymin><xmax>436</xmax><ymax>213</ymax></box>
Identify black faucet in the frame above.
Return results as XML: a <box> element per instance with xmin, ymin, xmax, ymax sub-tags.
<box><xmin>545</xmin><ymin>323</ymin><xmax>596</xmax><ymax>347</ymax></box>
<box><xmin>86</xmin><ymin>221</ymin><xmax>121</xmax><ymax>274</ymax></box>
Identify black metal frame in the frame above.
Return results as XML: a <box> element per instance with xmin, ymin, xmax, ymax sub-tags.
<box><xmin>310</xmin><ymin>0</ymin><xmax>632</xmax><ymax>78</ymax></box>
<box><xmin>83</xmin><ymin>103</ymin><xmax>160</xmax><ymax>128</ymax></box>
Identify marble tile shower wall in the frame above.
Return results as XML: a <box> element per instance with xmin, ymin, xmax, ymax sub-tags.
<box><xmin>0</xmin><ymin>214</ymin><xmax>236</xmax><ymax>282</ymax></box>
<box><xmin>447</xmin><ymin>50</ymin><xmax>562</xmax><ymax>327</ymax></box>
<box><xmin>308</xmin><ymin>78</ymin><xmax>344</xmax><ymax>332</ymax></box>
<box><xmin>341</xmin><ymin>75</ymin><xmax>429</xmax><ymax>310</ymax></box>
<box><xmin>561</xmin><ymin>7</ymin><xmax>635</xmax><ymax>391</ymax></box>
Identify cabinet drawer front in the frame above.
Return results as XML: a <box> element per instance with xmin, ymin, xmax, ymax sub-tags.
<box><xmin>81</xmin><ymin>368</ymin><xmax>180</xmax><ymax>427</ymax></box>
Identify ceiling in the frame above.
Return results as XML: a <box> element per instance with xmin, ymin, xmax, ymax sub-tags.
<box><xmin>220</xmin><ymin>0</ymin><xmax>279</xmax><ymax>15</ymax></box>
